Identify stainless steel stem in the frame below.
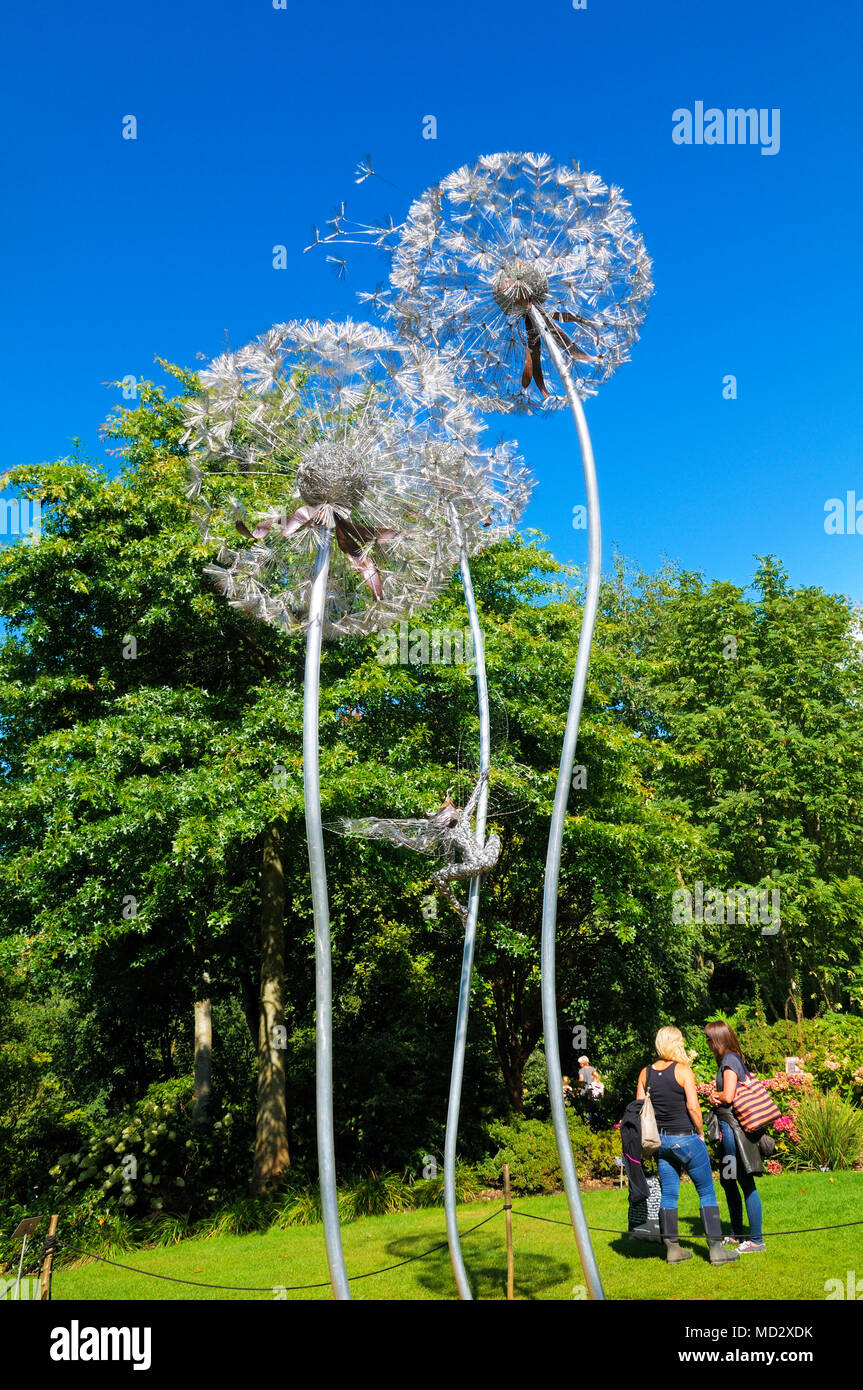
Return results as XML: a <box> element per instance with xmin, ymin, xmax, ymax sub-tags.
<box><xmin>303</xmin><ymin>528</ymin><xmax>351</xmax><ymax>1300</ymax></box>
<box><xmin>14</xmin><ymin>1235</ymin><xmax>28</xmax><ymax>1300</ymax></box>
<box><xmin>443</xmin><ymin>537</ymin><xmax>490</xmax><ymax>1301</ymax></box>
<box><xmin>530</xmin><ymin>306</ymin><xmax>605</xmax><ymax>1302</ymax></box>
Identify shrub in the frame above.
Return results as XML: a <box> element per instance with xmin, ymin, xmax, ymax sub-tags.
<box><xmin>521</xmin><ymin>1049</ymin><xmax>551</xmax><ymax>1121</ymax></box>
<box><xmin>476</xmin><ymin>1118</ymin><xmax>563</xmax><ymax>1195</ymax></box>
<box><xmin>342</xmin><ymin>1170</ymin><xmax>412</xmax><ymax>1220</ymax></box>
<box><xmin>276</xmin><ymin>1188</ymin><xmax>323</xmax><ymax>1228</ymax></box>
<box><xmin>195</xmin><ymin>1196</ymin><xmax>270</xmax><ymax>1239</ymax></box>
<box><xmin>411</xmin><ymin>1163</ymin><xmax>479</xmax><ymax>1208</ymax></box>
<box><xmin>475</xmin><ymin>1114</ymin><xmax>621</xmax><ymax>1195</ymax></box>
<box><xmin>763</xmin><ymin>1071</ymin><xmax>813</xmax><ymax>1100</ymax></box>
<box><xmin>44</xmin><ymin>1079</ymin><xmax>251</xmax><ymax>1225</ymax></box>
<box><xmin>724</xmin><ymin>1009</ymin><xmax>863</xmax><ymax>1103</ymax></box>
<box><xmin>786</xmin><ymin>1092</ymin><xmax>863</xmax><ymax>1171</ymax></box>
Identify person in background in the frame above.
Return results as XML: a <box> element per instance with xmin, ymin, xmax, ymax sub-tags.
<box><xmin>578</xmin><ymin>1055</ymin><xmax>604</xmax><ymax>1130</ymax></box>
<box><xmin>705</xmin><ymin>1019</ymin><xmax>766</xmax><ymax>1255</ymax></box>
<box><xmin>637</xmin><ymin>1026</ymin><xmax>739</xmax><ymax>1265</ymax></box>
<box><xmin>577</xmin><ymin>1055</ymin><xmax>604</xmax><ymax>1092</ymax></box>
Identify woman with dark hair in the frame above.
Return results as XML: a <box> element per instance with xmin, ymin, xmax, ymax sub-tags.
<box><xmin>637</xmin><ymin>1027</ymin><xmax>738</xmax><ymax>1265</ymax></box>
<box><xmin>705</xmin><ymin>1020</ymin><xmax>766</xmax><ymax>1254</ymax></box>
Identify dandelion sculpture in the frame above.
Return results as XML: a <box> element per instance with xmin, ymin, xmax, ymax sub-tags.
<box><xmin>339</xmin><ymin>432</ymin><xmax>532</xmax><ymax>1299</ymax></box>
<box><xmin>313</xmin><ymin>152</ymin><xmax>652</xmax><ymax>1300</ymax></box>
<box><xmin>183</xmin><ymin>318</ymin><xmax>512</xmax><ymax>1299</ymax></box>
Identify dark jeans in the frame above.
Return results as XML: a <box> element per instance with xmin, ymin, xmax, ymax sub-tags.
<box><xmin>719</xmin><ymin>1119</ymin><xmax>763</xmax><ymax>1241</ymax></box>
<box><xmin>656</xmin><ymin>1131</ymin><xmax>717</xmax><ymax>1210</ymax></box>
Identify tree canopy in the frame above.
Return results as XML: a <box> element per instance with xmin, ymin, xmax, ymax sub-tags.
<box><xmin>1</xmin><ymin>368</ymin><xmax>861</xmax><ymax>1208</ymax></box>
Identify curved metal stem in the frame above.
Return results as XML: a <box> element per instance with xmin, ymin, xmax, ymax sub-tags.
<box><xmin>530</xmin><ymin>307</ymin><xmax>605</xmax><ymax>1301</ymax></box>
<box><xmin>303</xmin><ymin>528</ymin><xmax>351</xmax><ymax>1300</ymax></box>
<box><xmin>443</xmin><ymin>539</ymin><xmax>490</xmax><ymax>1301</ymax></box>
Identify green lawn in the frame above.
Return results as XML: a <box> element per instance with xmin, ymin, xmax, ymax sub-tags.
<box><xmin>50</xmin><ymin>1172</ymin><xmax>862</xmax><ymax>1301</ymax></box>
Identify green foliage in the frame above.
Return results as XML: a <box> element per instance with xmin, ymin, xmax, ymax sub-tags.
<box><xmin>0</xmin><ymin>970</ymin><xmax>88</xmax><ymax>1204</ymax></box>
<box><xmin>2</xmin><ymin>363</ymin><xmax>862</xmax><ymax>1223</ymax></box>
<box><xmin>341</xmin><ymin>1170</ymin><xmax>413</xmax><ymax>1219</ymax></box>
<box><xmin>724</xmin><ymin>1008</ymin><xmax>863</xmax><ymax>1102</ymax></box>
<box><xmin>45</xmin><ymin>1080</ymin><xmax>251</xmax><ymax>1222</ymax></box>
<box><xmin>410</xmin><ymin>1163</ymin><xmax>480</xmax><ymax>1208</ymax></box>
<box><xmin>194</xmin><ymin>1196</ymin><xmax>272</xmax><ymax>1239</ymax></box>
<box><xmin>604</xmin><ymin>557</ymin><xmax>863</xmax><ymax>1019</ymax></box>
<box><xmin>521</xmin><ymin>1048</ymin><xmax>551</xmax><ymax>1120</ymax></box>
<box><xmin>475</xmin><ymin>1113</ymin><xmax>621</xmax><ymax>1194</ymax></box>
<box><xmin>275</xmin><ymin>1188</ymin><xmax>324</xmax><ymax>1228</ymax></box>
<box><xmin>786</xmin><ymin>1091</ymin><xmax>863</xmax><ymax>1171</ymax></box>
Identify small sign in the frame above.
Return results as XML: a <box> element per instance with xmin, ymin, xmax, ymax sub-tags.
<box><xmin>12</xmin><ymin>1217</ymin><xmax>42</xmax><ymax>1240</ymax></box>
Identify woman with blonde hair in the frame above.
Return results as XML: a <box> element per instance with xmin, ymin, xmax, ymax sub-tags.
<box><xmin>637</xmin><ymin>1026</ymin><xmax>738</xmax><ymax>1265</ymax></box>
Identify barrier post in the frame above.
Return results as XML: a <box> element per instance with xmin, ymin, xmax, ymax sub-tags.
<box><xmin>40</xmin><ymin>1216</ymin><xmax>59</xmax><ymax>1301</ymax></box>
<box><xmin>503</xmin><ymin>1163</ymin><xmax>514</xmax><ymax>1301</ymax></box>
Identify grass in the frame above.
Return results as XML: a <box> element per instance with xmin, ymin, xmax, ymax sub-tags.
<box><xmin>46</xmin><ymin>1172</ymin><xmax>861</xmax><ymax>1301</ymax></box>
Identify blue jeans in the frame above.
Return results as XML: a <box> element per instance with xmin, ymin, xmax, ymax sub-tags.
<box><xmin>656</xmin><ymin>1131</ymin><xmax>717</xmax><ymax>1210</ymax></box>
<box><xmin>719</xmin><ymin>1120</ymin><xmax>763</xmax><ymax>1241</ymax></box>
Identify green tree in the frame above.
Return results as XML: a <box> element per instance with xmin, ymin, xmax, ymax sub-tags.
<box><xmin>0</xmin><ymin>366</ymin><xmax>727</xmax><ymax>1203</ymax></box>
<box><xmin>605</xmin><ymin>556</ymin><xmax>863</xmax><ymax>1019</ymax></box>
<box><xmin>0</xmin><ymin>371</ymin><xmax>303</xmax><ymax>1190</ymax></box>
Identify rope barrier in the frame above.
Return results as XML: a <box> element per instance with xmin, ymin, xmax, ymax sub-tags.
<box><xmin>14</xmin><ymin>1235</ymin><xmax>58</xmax><ymax>1284</ymax></box>
<box><xmin>11</xmin><ymin>1201</ymin><xmax>859</xmax><ymax>1300</ymax></box>
<box><xmin>510</xmin><ymin>1209</ymin><xmax>863</xmax><ymax>1238</ymax></box>
<box><xmin>51</xmin><ymin>1206</ymin><xmax>504</xmax><ymax>1294</ymax></box>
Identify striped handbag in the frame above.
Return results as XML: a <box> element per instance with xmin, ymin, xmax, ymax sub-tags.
<box><xmin>732</xmin><ymin>1071</ymin><xmax>782</xmax><ymax>1134</ymax></box>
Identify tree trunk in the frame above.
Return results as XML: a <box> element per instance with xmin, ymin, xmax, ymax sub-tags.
<box><xmin>252</xmin><ymin>821</ymin><xmax>291</xmax><ymax>1193</ymax></box>
<box><xmin>490</xmin><ymin>969</ymin><xmax>542</xmax><ymax>1113</ymax></box>
<box><xmin>193</xmin><ymin>991</ymin><xmax>212</xmax><ymax>1125</ymax></box>
<box><xmin>240</xmin><ymin>973</ymin><xmax>259</xmax><ymax>1052</ymax></box>
<box><xmin>501</xmin><ymin>1054</ymin><xmax>528</xmax><ymax>1113</ymax></box>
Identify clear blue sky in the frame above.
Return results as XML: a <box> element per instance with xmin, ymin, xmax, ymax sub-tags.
<box><xmin>3</xmin><ymin>0</ymin><xmax>862</xmax><ymax>602</ymax></box>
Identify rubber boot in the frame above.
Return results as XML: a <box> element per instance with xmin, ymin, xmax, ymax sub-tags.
<box><xmin>629</xmin><ymin>1217</ymin><xmax>662</xmax><ymax>1243</ymax></box>
<box><xmin>659</xmin><ymin>1208</ymin><xmax>692</xmax><ymax>1263</ymax></box>
<box><xmin>701</xmin><ymin>1205</ymin><xmax>740</xmax><ymax>1264</ymax></box>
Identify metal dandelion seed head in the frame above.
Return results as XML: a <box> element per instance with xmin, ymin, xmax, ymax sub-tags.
<box><xmin>492</xmin><ymin>259</ymin><xmax>549</xmax><ymax>317</ymax></box>
<box><xmin>386</xmin><ymin>151</ymin><xmax>653</xmax><ymax>411</ymax></box>
<box><xmin>297</xmin><ymin>443</ymin><xmax>368</xmax><ymax>511</ymax></box>
<box><xmin>184</xmin><ymin>318</ymin><xmax>522</xmax><ymax>640</ymax></box>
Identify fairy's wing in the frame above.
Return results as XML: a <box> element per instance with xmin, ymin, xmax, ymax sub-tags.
<box><xmin>339</xmin><ymin>816</ymin><xmax>450</xmax><ymax>858</ymax></box>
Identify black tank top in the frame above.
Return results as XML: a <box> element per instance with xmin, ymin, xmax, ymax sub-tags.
<box><xmin>647</xmin><ymin>1063</ymin><xmax>693</xmax><ymax>1134</ymax></box>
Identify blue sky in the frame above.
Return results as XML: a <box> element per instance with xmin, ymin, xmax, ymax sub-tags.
<box><xmin>2</xmin><ymin>0</ymin><xmax>862</xmax><ymax>603</ymax></box>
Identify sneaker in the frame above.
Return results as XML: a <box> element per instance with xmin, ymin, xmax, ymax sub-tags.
<box><xmin>723</xmin><ymin>1236</ymin><xmax>742</xmax><ymax>1246</ymax></box>
<box><xmin>738</xmin><ymin>1240</ymin><xmax>766</xmax><ymax>1254</ymax></box>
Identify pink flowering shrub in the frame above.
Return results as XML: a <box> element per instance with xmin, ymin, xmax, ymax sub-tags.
<box><xmin>763</xmin><ymin>1070</ymin><xmax>812</xmax><ymax>1097</ymax></box>
<box><xmin>713</xmin><ymin>1011</ymin><xmax>863</xmax><ymax>1105</ymax></box>
<box><xmin>775</xmin><ymin>1104</ymin><xmax>800</xmax><ymax>1145</ymax></box>
<box><xmin>809</xmin><ymin>1054</ymin><xmax>863</xmax><ymax>1102</ymax></box>
<box><xmin>765</xmin><ymin>1159</ymin><xmax>783</xmax><ymax>1175</ymax></box>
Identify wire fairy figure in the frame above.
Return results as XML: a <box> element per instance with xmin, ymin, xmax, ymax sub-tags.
<box><xmin>340</xmin><ymin>771</ymin><xmax>501</xmax><ymax>925</ymax></box>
